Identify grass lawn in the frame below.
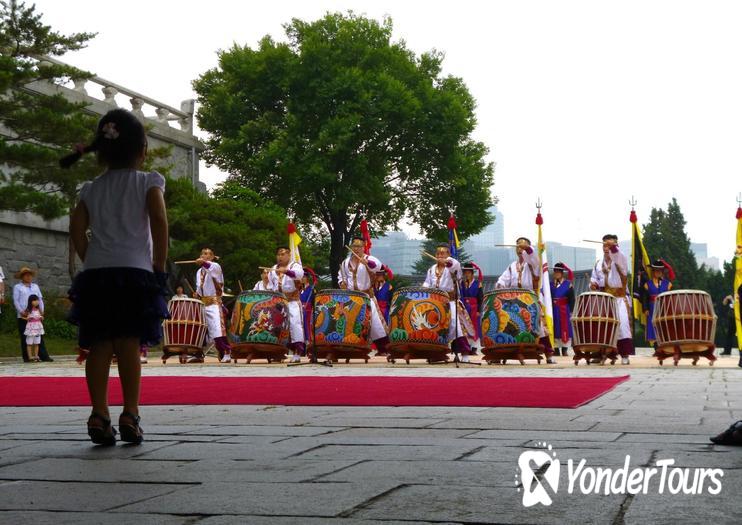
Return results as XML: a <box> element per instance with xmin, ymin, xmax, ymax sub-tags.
<box><xmin>0</xmin><ymin>332</ymin><xmax>78</xmax><ymax>357</ymax></box>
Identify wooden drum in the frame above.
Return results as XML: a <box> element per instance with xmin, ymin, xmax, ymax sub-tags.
<box><xmin>228</xmin><ymin>290</ymin><xmax>289</xmax><ymax>363</ymax></box>
<box><xmin>313</xmin><ymin>289</ymin><xmax>372</xmax><ymax>363</ymax></box>
<box><xmin>388</xmin><ymin>286</ymin><xmax>451</xmax><ymax>363</ymax></box>
<box><xmin>571</xmin><ymin>292</ymin><xmax>619</xmax><ymax>365</ymax></box>
<box><xmin>480</xmin><ymin>288</ymin><xmax>545</xmax><ymax>365</ymax></box>
<box><xmin>162</xmin><ymin>297</ymin><xmax>207</xmax><ymax>363</ymax></box>
<box><xmin>652</xmin><ymin>290</ymin><xmax>717</xmax><ymax>366</ymax></box>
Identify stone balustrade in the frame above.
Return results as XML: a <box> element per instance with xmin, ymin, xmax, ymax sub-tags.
<box><xmin>38</xmin><ymin>56</ymin><xmax>195</xmax><ymax>134</ymax></box>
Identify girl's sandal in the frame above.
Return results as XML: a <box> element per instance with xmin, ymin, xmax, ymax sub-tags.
<box><xmin>87</xmin><ymin>413</ymin><xmax>117</xmax><ymax>446</ymax></box>
<box><xmin>710</xmin><ymin>421</ymin><xmax>742</xmax><ymax>446</ymax></box>
<box><xmin>119</xmin><ymin>411</ymin><xmax>144</xmax><ymax>445</ymax></box>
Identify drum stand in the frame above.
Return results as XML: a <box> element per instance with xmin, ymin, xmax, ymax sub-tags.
<box><xmin>288</xmin><ymin>296</ymin><xmax>332</xmax><ymax>367</ymax></box>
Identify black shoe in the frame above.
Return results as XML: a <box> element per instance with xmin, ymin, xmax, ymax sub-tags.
<box><xmin>41</xmin><ymin>357</ymin><xmax>54</xmax><ymax>362</ymax></box>
<box><xmin>720</xmin><ymin>351</ymin><xmax>732</xmax><ymax>356</ymax></box>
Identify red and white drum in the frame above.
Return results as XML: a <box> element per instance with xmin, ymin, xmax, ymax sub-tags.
<box><xmin>163</xmin><ymin>297</ymin><xmax>207</xmax><ymax>350</ymax></box>
<box><xmin>652</xmin><ymin>290</ymin><xmax>716</xmax><ymax>365</ymax></box>
<box><xmin>571</xmin><ymin>292</ymin><xmax>619</xmax><ymax>364</ymax></box>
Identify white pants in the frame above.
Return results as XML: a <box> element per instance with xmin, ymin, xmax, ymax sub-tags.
<box><xmin>615</xmin><ymin>296</ymin><xmax>632</xmax><ymax>340</ymax></box>
<box><xmin>447</xmin><ymin>300</ymin><xmax>465</xmax><ymax>342</ymax></box>
<box><xmin>204</xmin><ymin>304</ymin><xmax>225</xmax><ymax>341</ymax></box>
<box><xmin>369</xmin><ymin>298</ymin><xmax>387</xmax><ymax>341</ymax></box>
<box><xmin>26</xmin><ymin>335</ymin><xmax>41</xmax><ymax>345</ymax></box>
<box><xmin>287</xmin><ymin>300</ymin><xmax>304</xmax><ymax>344</ymax></box>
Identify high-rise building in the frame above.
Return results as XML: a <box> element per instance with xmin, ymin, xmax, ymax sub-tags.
<box><xmin>371</xmin><ymin>231</ymin><xmax>423</xmax><ymax>275</ymax></box>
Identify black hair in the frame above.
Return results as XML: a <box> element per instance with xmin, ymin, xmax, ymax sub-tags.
<box><xmin>436</xmin><ymin>243</ymin><xmax>450</xmax><ymax>250</ymax></box>
<box><xmin>60</xmin><ymin>109</ymin><xmax>147</xmax><ymax>169</ymax></box>
<box><xmin>276</xmin><ymin>246</ymin><xmax>290</xmax><ymax>253</ymax></box>
<box><xmin>516</xmin><ymin>237</ymin><xmax>531</xmax><ymax>245</ymax></box>
<box><xmin>351</xmin><ymin>236</ymin><xmax>364</xmax><ymax>243</ymax></box>
<box><xmin>602</xmin><ymin>234</ymin><xmax>618</xmax><ymax>242</ymax></box>
<box><xmin>26</xmin><ymin>294</ymin><xmax>40</xmax><ymax>312</ymax></box>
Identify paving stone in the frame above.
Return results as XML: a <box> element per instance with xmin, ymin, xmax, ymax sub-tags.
<box><xmin>463</xmin><ymin>429</ymin><xmax>623</xmax><ymax>442</ymax></box>
<box><xmin>200</xmin><ymin>517</ymin><xmax>449</xmax><ymax>525</ymax></box>
<box><xmin>319</xmin><ymin>459</ymin><xmax>517</xmax><ymax>487</ymax></box>
<box><xmin>462</xmin><ymin>445</ymin><xmax>655</xmax><ymax>466</ymax></box>
<box><xmin>0</xmin><ymin>480</ymin><xmax>185</xmax><ymax>511</ymax></box>
<box><xmin>291</xmin><ymin>443</ymin><xmax>480</xmax><ymax>461</ymax></box>
<box><xmin>186</xmin><ymin>425</ymin><xmax>345</xmax><ymax>437</ymax></box>
<box><xmin>3</xmin><ymin>440</ymin><xmax>177</xmax><ymax>459</ymax></box>
<box><xmin>351</xmin><ymin>483</ymin><xmax>624</xmax><ymax>523</ymax></box>
<box><xmin>0</xmin><ymin>511</ymin><xmax>193</xmax><ymax>525</ymax></box>
<box><xmin>0</xmin><ymin>458</ymin><xmax>193</xmax><ymax>483</ymax></box>
<box><xmin>114</xmin><ymin>481</ymin><xmax>401</xmax><ymax>517</ymax></box>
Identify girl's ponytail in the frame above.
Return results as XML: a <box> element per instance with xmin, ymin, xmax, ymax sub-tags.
<box><xmin>59</xmin><ymin>142</ymin><xmax>98</xmax><ymax>169</ymax></box>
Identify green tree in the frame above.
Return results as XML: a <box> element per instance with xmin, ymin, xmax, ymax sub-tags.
<box><xmin>193</xmin><ymin>12</ymin><xmax>494</xmax><ymax>285</ymax></box>
<box><xmin>641</xmin><ymin>198</ymin><xmax>700</xmax><ymax>289</ymax></box>
<box><xmin>165</xmin><ymin>177</ymin><xmax>301</xmax><ymax>293</ymax></box>
<box><xmin>0</xmin><ymin>0</ymin><xmax>97</xmax><ymax>219</ymax></box>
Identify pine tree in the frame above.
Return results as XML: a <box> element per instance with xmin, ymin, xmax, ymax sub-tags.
<box><xmin>0</xmin><ymin>0</ymin><xmax>98</xmax><ymax>219</ymax></box>
<box><xmin>641</xmin><ymin>199</ymin><xmax>699</xmax><ymax>288</ymax></box>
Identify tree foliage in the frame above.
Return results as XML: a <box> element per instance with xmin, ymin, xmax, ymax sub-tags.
<box><xmin>641</xmin><ymin>198</ymin><xmax>735</xmax><ymax>344</ymax></box>
<box><xmin>165</xmin><ymin>177</ymin><xmax>308</xmax><ymax>293</ymax></box>
<box><xmin>641</xmin><ymin>198</ymin><xmax>701</xmax><ymax>289</ymax></box>
<box><xmin>0</xmin><ymin>0</ymin><xmax>98</xmax><ymax>219</ymax></box>
<box><xmin>193</xmin><ymin>12</ymin><xmax>494</xmax><ymax>284</ymax></box>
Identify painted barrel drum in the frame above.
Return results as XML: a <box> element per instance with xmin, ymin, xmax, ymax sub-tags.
<box><xmin>652</xmin><ymin>290</ymin><xmax>716</xmax><ymax>351</ymax></box>
<box><xmin>571</xmin><ymin>292</ymin><xmax>619</xmax><ymax>351</ymax></box>
<box><xmin>313</xmin><ymin>289</ymin><xmax>371</xmax><ymax>349</ymax></box>
<box><xmin>481</xmin><ymin>288</ymin><xmax>541</xmax><ymax>347</ymax></box>
<box><xmin>388</xmin><ymin>286</ymin><xmax>450</xmax><ymax>351</ymax></box>
<box><xmin>163</xmin><ymin>297</ymin><xmax>207</xmax><ymax>349</ymax></box>
<box><xmin>229</xmin><ymin>290</ymin><xmax>289</xmax><ymax>350</ymax></box>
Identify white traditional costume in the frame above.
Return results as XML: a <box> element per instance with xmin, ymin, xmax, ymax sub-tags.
<box><xmin>337</xmin><ymin>253</ymin><xmax>390</xmax><ymax>352</ymax></box>
<box><xmin>422</xmin><ymin>257</ymin><xmax>475</xmax><ymax>355</ymax></box>
<box><xmin>590</xmin><ymin>244</ymin><xmax>634</xmax><ymax>361</ymax></box>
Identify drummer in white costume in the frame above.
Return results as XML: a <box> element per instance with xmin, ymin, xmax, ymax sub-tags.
<box><xmin>337</xmin><ymin>237</ymin><xmax>391</xmax><ymax>355</ymax></box>
<box><xmin>590</xmin><ymin>234</ymin><xmax>634</xmax><ymax>364</ymax></box>
<box><xmin>253</xmin><ymin>269</ymin><xmax>270</xmax><ymax>291</ymax></box>
<box><xmin>194</xmin><ymin>248</ymin><xmax>232</xmax><ymax>363</ymax></box>
<box><xmin>495</xmin><ymin>237</ymin><xmax>556</xmax><ymax>364</ymax></box>
<box><xmin>268</xmin><ymin>247</ymin><xmax>305</xmax><ymax>362</ymax></box>
<box><xmin>422</xmin><ymin>243</ymin><xmax>475</xmax><ymax>362</ymax></box>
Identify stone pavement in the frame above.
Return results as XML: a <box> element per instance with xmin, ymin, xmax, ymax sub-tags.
<box><xmin>0</xmin><ymin>355</ymin><xmax>741</xmax><ymax>524</ymax></box>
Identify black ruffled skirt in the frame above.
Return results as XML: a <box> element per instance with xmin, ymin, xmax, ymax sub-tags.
<box><xmin>68</xmin><ymin>268</ymin><xmax>170</xmax><ymax>349</ymax></box>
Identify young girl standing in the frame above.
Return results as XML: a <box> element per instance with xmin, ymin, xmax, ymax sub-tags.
<box><xmin>63</xmin><ymin>109</ymin><xmax>169</xmax><ymax>446</ymax></box>
<box><xmin>23</xmin><ymin>295</ymin><xmax>44</xmax><ymax>362</ymax></box>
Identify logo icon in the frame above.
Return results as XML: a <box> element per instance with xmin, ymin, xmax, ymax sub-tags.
<box><xmin>516</xmin><ymin>442</ymin><xmax>560</xmax><ymax>507</ymax></box>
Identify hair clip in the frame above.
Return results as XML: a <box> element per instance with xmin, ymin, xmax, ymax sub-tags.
<box><xmin>101</xmin><ymin>122</ymin><xmax>119</xmax><ymax>140</ymax></box>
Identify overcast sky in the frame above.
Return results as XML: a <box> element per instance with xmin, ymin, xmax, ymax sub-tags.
<box><xmin>34</xmin><ymin>0</ymin><xmax>742</xmax><ymax>263</ymax></box>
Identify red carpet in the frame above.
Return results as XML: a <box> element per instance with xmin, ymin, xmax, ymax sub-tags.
<box><xmin>0</xmin><ymin>375</ymin><xmax>628</xmax><ymax>408</ymax></box>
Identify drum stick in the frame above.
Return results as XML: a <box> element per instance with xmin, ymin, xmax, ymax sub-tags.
<box><xmin>175</xmin><ymin>256</ymin><xmax>221</xmax><ymax>264</ymax></box>
<box><xmin>582</xmin><ymin>240</ymin><xmax>605</xmax><ymax>244</ymax></box>
<box><xmin>184</xmin><ymin>279</ymin><xmax>196</xmax><ymax>295</ymax></box>
<box><xmin>258</xmin><ymin>266</ymin><xmax>274</xmax><ymax>271</ymax></box>
<box><xmin>495</xmin><ymin>244</ymin><xmax>518</xmax><ymax>248</ymax></box>
<box><xmin>345</xmin><ymin>245</ymin><xmax>364</xmax><ymax>260</ymax></box>
<box><xmin>421</xmin><ymin>250</ymin><xmax>439</xmax><ymax>261</ymax></box>
<box><xmin>238</xmin><ymin>280</ymin><xmax>244</xmax><ymax>292</ymax></box>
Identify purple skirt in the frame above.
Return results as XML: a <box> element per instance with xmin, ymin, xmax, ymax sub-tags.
<box><xmin>68</xmin><ymin>268</ymin><xmax>170</xmax><ymax>349</ymax></box>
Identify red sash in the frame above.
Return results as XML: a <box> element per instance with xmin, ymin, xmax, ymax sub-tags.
<box><xmin>463</xmin><ymin>297</ymin><xmax>481</xmax><ymax>340</ymax></box>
